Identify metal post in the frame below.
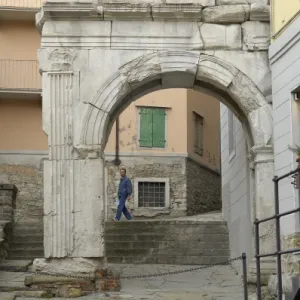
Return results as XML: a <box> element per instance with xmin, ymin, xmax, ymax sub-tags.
<box><xmin>242</xmin><ymin>253</ymin><xmax>248</xmax><ymax>300</ymax></box>
<box><xmin>273</xmin><ymin>176</ymin><xmax>283</xmax><ymax>300</ymax></box>
<box><xmin>255</xmin><ymin>219</ymin><xmax>262</xmax><ymax>300</ymax></box>
<box><xmin>298</xmin><ymin>168</ymin><xmax>300</xmax><ymax>210</ymax></box>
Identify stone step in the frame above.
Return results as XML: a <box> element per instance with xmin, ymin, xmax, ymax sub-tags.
<box><xmin>107</xmin><ymin>255</ymin><xmax>230</xmax><ymax>265</ymax></box>
<box><xmin>106</xmin><ymin>248</ymin><xmax>229</xmax><ymax>257</ymax></box>
<box><xmin>104</xmin><ymin>218</ymin><xmax>230</xmax><ymax>265</ymax></box>
<box><xmin>9</xmin><ymin>242</ymin><xmax>43</xmax><ymax>250</ymax></box>
<box><xmin>105</xmin><ymin>233</ymin><xmax>229</xmax><ymax>243</ymax></box>
<box><xmin>105</xmin><ymin>225</ymin><xmax>228</xmax><ymax>235</ymax></box>
<box><xmin>12</xmin><ymin>235</ymin><xmax>43</xmax><ymax>243</ymax></box>
<box><xmin>8</xmin><ymin>249</ymin><xmax>44</xmax><ymax>260</ymax></box>
<box><xmin>0</xmin><ymin>260</ymin><xmax>32</xmax><ymax>272</ymax></box>
<box><xmin>12</xmin><ymin>227</ymin><xmax>43</xmax><ymax>234</ymax></box>
<box><xmin>105</xmin><ymin>241</ymin><xmax>229</xmax><ymax>250</ymax></box>
<box><xmin>12</xmin><ymin>221</ymin><xmax>43</xmax><ymax>227</ymax></box>
<box><xmin>105</xmin><ymin>220</ymin><xmax>227</xmax><ymax>227</ymax></box>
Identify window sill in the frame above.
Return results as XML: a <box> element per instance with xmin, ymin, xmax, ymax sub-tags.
<box><xmin>138</xmin><ymin>146</ymin><xmax>167</xmax><ymax>150</ymax></box>
<box><xmin>132</xmin><ymin>208</ymin><xmax>171</xmax><ymax>217</ymax></box>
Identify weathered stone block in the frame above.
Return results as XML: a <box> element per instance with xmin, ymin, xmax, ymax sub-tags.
<box><xmin>152</xmin><ymin>4</ymin><xmax>202</xmax><ymax>21</ymax></box>
<box><xmin>31</xmin><ymin>258</ymin><xmax>105</xmax><ymax>278</ymax></box>
<box><xmin>250</xmin><ymin>0</ymin><xmax>268</xmax><ymax>4</ymax></box>
<box><xmin>103</xmin><ymin>3</ymin><xmax>152</xmax><ymax>20</ymax></box>
<box><xmin>199</xmin><ymin>23</ymin><xmax>242</xmax><ymax>50</ymax></box>
<box><xmin>242</xmin><ymin>21</ymin><xmax>270</xmax><ymax>51</ymax></box>
<box><xmin>111</xmin><ymin>21</ymin><xmax>202</xmax><ymax>50</ymax></box>
<box><xmin>202</xmin><ymin>5</ymin><xmax>250</xmax><ymax>23</ymax></box>
<box><xmin>250</xmin><ymin>3</ymin><xmax>270</xmax><ymax>21</ymax></box>
<box><xmin>166</xmin><ymin>0</ymin><xmax>215</xmax><ymax>5</ymax></box>
<box><xmin>216</xmin><ymin>0</ymin><xmax>248</xmax><ymax>4</ymax></box>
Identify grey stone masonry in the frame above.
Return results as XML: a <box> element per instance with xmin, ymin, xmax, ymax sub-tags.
<box><xmin>104</xmin><ymin>219</ymin><xmax>229</xmax><ymax>265</ymax></box>
<box><xmin>0</xmin><ymin>184</ymin><xmax>17</xmax><ymax>222</ymax></box>
<box><xmin>8</xmin><ymin>221</ymin><xmax>44</xmax><ymax>260</ymax></box>
<box><xmin>186</xmin><ymin>158</ymin><xmax>221</xmax><ymax>215</ymax></box>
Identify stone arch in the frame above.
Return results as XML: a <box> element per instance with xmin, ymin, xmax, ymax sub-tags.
<box><xmin>80</xmin><ymin>51</ymin><xmax>272</xmax><ymax>152</ymax></box>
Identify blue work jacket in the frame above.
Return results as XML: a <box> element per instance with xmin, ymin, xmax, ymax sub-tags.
<box><xmin>118</xmin><ymin>176</ymin><xmax>132</xmax><ymax>199</ymax></box>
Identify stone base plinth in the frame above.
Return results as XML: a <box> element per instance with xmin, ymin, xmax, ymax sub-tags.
<box><xmin>25</xmin><ymin>274</ymin><xmax>94</xmax><ymax>298</ymax></box>
<box><xmin>247</xmin><ymin>258</ymin><xmax>277</xmax><ymax>285</ymax></box>
<box><xmin>30</xmin><ymin>258</ymin><xmax>106</xmax><ymax>277</ymax></box>
<box><xmin>27</xmin><ymin>258</ymin><xmax>121</xmax><ymax>296</ymax></box>
<box><xmin>95</xmin><ymin>269</ymin><xmax>121</xmax><ymax>292</ymax></box>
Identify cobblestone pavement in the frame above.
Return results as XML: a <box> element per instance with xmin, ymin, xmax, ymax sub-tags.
<box><xmin>0</xmin><ymin>262</ymin><xmax>245</xmax><ymax>299</ymax></box>
<box><xmin>110</xmin><ymin>264</ymin><xmax>244</xmax><ymax>300</ymax></box>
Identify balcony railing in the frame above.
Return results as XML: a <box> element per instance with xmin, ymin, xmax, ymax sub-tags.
<box><xmin>0</xmin><ymin>0</ymin><xmax>42</xmax><ymax>9</ymax></box>
<box><xmin>0</xmin><ymin>59</ymin><xmax>41</xmax><ymax>92</ymax></box>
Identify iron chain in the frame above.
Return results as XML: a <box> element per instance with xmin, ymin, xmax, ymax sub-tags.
<box><xmin>120</xmin><ymin>256</ymin><xmax>242</xmax><ymax>279</ymax></box>
<box><xmin>28</xmin><ymin>256</ymin><xmax>242</xmax><ymax>281</ymax></box>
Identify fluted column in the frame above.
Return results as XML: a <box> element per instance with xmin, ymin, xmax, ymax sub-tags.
<box><xmin>43</xmin><ymin>71</ymin><xmax>104</xmax><ymax>258</ymax></box>
<box><xmin>44</xmin><ymin>72</ymin><xmax>74</xmax><ymax>258</ymax></box>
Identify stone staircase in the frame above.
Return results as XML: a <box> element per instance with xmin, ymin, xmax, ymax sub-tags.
<box><xmin>104</xmin><ymin>215</ymin><xmax>230</xmax><ymax>265</ymax></box>
<box><xmin>8</xmin><ymin>221</ymin><xmax>44</xmax><ymax>260</ymax></box>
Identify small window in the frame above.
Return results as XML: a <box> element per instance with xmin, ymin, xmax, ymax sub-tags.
<box><xmin>194</xmin><ymin>112</ymin><xmax>203</xmax><ymax>156</ymax></box>
<box><xmin>228</xmin><ymin>110</ymin><xmax>235</xmax><ymax>155</ymax></box>
<box><xmin>139</xmin><ymin>107</ymin><xmax>166</xmax><ymax>148</ymax></box>
<box><xmin>138</xmin><ymin>181</ymin><xmax>166</xmax><ymax>208</ymax></box>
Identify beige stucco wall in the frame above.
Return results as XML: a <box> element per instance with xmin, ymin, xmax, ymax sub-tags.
<box><xmin>0</xmin><ymin>20</ymin><xmax>40</xmax><ymax>60</ymax></box>
<box><xmin>0</xmin><ymin>0</ymin><xmax>42</xmax><ymax>8</ymax></box>
<box><xmin>105</xmin><ymin>89</ymin><xmax>188</xmax><ymax>154</ymax></box>
<box><xmin>0</xmin><ymin>20</ymin><xmax>41</xmax><ymax>90</ymax></box>
<box><xmin>271</xmin><ymin>0</ymin><xmax>300</xmax><ymax>37</ymax></box>
<box><xmin>187</xmin><ymin>89</ymin><xmax>220</xmax><ymax>171</ymax></box>
<box><xmin>0</xmin><ymin>99</ymin><xmax>47</xmax><ymax>150</ymax></box>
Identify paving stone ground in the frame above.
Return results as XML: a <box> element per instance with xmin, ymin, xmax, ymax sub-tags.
<box><xmin>0</xmin><ymin>262</ymin><xmax>245</xmax><ymax>299</ymax></box>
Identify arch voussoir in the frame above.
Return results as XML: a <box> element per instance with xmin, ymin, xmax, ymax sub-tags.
<box><xmin>196</xmin><ymin>54</ymin><xmax>239</xmax><ymax>91</ymax></box>
<box><xmin>80</xmin><ymin>50</ymin><xmax>273</xmax><ymax>151</ymax></box>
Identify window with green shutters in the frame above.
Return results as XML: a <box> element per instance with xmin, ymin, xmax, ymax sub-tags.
<box><xmin>139</xmin><ymin>107</ymin><xmax>166</xmax><ymax>148</ymax></box>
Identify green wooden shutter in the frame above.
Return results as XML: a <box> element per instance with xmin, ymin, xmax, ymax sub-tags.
<box><xmin>139</xmin><ymin>108</ymin><xmax>153</xmax><ymax>147</ymax></box>
<box><xmin>152</xmin><ymin>108</ymin><xmax>166</xmax><ymax>148</ymax></box>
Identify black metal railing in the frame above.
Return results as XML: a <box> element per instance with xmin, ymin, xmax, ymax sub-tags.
<box><xmin>255</xmin><ymin>167</ymin><xmax>300</xmax><ymax>300</ymax></box>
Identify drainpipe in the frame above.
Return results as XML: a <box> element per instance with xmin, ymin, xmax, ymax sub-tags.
<box><xmin>114</xmin><ymin>117</ymin><xmax>121</xmax><ymax>166</ymax></box>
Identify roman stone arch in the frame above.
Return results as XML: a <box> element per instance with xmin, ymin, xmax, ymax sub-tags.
<box><xmin>80</xmin><ymin>51</ymin><xmax>272</xmax><ymax>152</ymax></box>
<box><xmin>35</xmin><ymin>0</ymin><xmax>274</xmax><ymax>275</ymax></box>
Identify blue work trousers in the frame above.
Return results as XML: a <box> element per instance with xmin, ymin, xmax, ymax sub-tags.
<box><xmin>115</xmin><ymin>195</ymin><xmax>132</xmax><ymax>221</ymax></box>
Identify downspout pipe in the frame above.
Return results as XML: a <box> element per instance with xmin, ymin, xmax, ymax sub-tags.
<box><xmin>114</xmin><ymin>117</ymin><xmax>121</xmax><ymax>166</ymax></box>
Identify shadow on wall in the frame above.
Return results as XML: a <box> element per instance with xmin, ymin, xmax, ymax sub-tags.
<box><xmin>186</xmin><ymin>158</ymin><xmax>221</xmax><ymax>215</ymax></box>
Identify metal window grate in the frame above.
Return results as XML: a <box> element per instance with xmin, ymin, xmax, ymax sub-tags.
<box><xmin>138</xmin><ymin>181</ymin><xmax>166</xmax><ymax>208</ymax></box>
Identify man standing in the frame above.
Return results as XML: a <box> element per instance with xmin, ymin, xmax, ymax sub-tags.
<box><xmin>114</xmin><ymin>167</ymin><xmax>133</xmax><ymax>221</ymax></box>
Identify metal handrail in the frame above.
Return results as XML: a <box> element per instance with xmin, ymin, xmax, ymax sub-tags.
<box><xmin>0</xmin><ymin>59</ymin><xmax>41</xmax><ymax>91</ymax></box>
<box><xmin>255</xmin><ymin>167</ymin><xmax>300</xmax><ymax>300</ymax></box>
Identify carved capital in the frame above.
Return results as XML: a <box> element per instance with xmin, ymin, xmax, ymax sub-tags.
<box><xmin>73</xmin><ymin>145</ymin><xmax>104</xmax><ymax>160</ymax></box>
<box><xmin>251</xmin><ymin>145</ymin><xmax>274</xmax><ymax>165</ymax></box>
<box><xmin>48</xmin><ymin>49</ymin><xmax>77</xmax><ymax>72</ymax></box>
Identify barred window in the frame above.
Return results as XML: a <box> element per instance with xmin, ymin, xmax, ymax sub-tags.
<box><xmin>138</xmin><ymin>181</ymin><xmax>166</xmax><ymax>208</ymax></box>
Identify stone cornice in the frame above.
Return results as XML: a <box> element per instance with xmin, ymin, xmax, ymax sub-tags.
<box><xmin>250</xmin><ymin>145</ymin><xmax>274</xmax><ymax>165</ymax></box>
<box><xmin>36</xmin><ymin>0</ymin><xmax>270</xmax><ymax>32</ymax></box>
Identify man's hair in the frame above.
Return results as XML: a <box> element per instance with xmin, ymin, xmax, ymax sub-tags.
<box><xmin>120</xmin><ymin>167</ymin><xmax>126</xmax><ymax>174</ymax></box>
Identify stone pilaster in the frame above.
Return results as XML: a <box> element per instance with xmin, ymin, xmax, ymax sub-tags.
<box><xmin>44</xmin><ymin>71</ymin><xmax>75</xmax><ymax>258</ymax></box>
<box><xmin>252</xmin><ymin>145</ymin><xmax>276</xmax><ymax>253</ymax></box>
<box><xmin>248</xmin><ymin>145</ymin><xmax>277</xmax><ymax>284</ymax></box>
